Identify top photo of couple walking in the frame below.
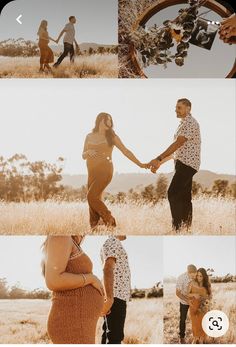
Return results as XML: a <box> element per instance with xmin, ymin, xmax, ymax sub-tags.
<box><xmin>0</xmin><ymin>0</ymin><xmax>118</xmax><ymax>78</ymax></box>
<box><xmin>83</xmin><ymin>98</ymin><xmax>200</xmax><ymax>233</ymax></box>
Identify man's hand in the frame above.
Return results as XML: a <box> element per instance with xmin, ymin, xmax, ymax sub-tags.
<box><xmin>101</xmin><ymin>297</ymin><xmax>114</xmax><ymax>316</ymax></box>
<box><xmin>148</xmin><ymin>159</ymin><xmax>161</xmax><ymax>174</ymax></box>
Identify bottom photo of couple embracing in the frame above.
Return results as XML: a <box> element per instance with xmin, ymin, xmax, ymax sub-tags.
<box><xmin>163</xmin><ymin>236</ymin><xmax>236</xmax><ymax>345</ymax></box>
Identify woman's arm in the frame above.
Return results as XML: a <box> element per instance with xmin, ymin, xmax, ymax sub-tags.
<box><xmin>82</xmin><ymin>135</ymin><xmax>89</xmax><ymax>160</ymax></box>
<box><xmin>114</xmin><ymin>135</ymin><xmax>147</xmax><ymax>168</ymax></box>
<box><xmin>45</xmin><ymin>236</ymin><xmax>97</xmax><ymax>292</ymax></box>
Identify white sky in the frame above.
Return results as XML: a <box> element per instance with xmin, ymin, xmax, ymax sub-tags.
<box><xmin>0</xmin><ymin>0</ymin><xmax>117</xmax><ymax>44</ymax></box>
<box><xmin>164</xmin><ymin>236</ymin><xmax>236</xmax><ymax>278</ymax></box>
<box><xmin>0</xmin><ymin>236</ymin><xmax>163</xmax><ymax>291</ymax></box>
<box><xmin>0</xmin><ymin>79</ymin><xmax>235</xmax><ymax>175</ymax></box>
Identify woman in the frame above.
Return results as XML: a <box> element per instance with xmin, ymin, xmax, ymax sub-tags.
<box><xmin>37</xmin><ymin>20</ymin><xmax>56</xmax><ymax>72</ymax></box>
<box><xmin>82</xmin><ymin>112</ymin><xmax>148</xmax><ymax>229</ymax></box>
<box><xmin>42</xmin><ymin>235</ymin><xmax>105</xmax><ymax>344</ymax></box>
<box><xmin>188</xmin><ymin>268</ymin><xmax>212</xmax><ymax>344</ymax></box>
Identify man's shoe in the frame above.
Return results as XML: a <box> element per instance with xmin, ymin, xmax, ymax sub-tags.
<box><xmin>180</xmin><ymin>338</ymin><xmax>186</xmax><ymax>344</ymax></box>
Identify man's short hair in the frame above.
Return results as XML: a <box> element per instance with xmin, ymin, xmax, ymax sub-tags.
<box><xmin>187</xmin><ymin>264</ymin><xmax>197</xmax><ymax>273</ymax></box>
<box><xmin>69</xmin><ymin>16</ymin><xmax>75</xmax><ymax>21</ymax></box>
<box><xmin>177</xmin><ymin>98</ymin><xmax>192</xmax><ymax>109</ymax></box>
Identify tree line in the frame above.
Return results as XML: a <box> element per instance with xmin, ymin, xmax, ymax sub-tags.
<box><xmin>0</xmin><ymin>278</ymin><xmax>50</xmax><ymax>299</ymax></box>
<box><xmin>0</xmin><ymin>39</ymin><xmax>118</xmax><ymax>57</ymax></box>
<box><xmin>0</xmin><ymin>154</ymin><xmax>235</xmax><ymax>203</ymax></box>
<box><xmin>0</xmin><ymin>278</ymin><xmax>162</xmax><ymax>300</ymax></box>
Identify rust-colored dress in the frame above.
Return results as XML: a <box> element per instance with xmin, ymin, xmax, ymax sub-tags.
<box><xmin>86</xmin><ymin>139</ymin><xmax>115</xmax><ymax>228</ymax></box>
<box><xmin>189</xmin><ymin>286</ymin><xmax>208</xmax><ymax>340</ymax></box>
<box><xmin>38</xmin><ymin>30</ymin><xmax>54</xmax><ymax>64</ymax></box>
<box><xmin>47</xmin><ymin>239</ymin><xmax>104</xmax><ymax>344</ymax></box>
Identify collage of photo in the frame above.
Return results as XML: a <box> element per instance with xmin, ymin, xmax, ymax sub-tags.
<box><xmin>0</xmin><ymin>0</ymin><xmax>235</xmax><ymax>345</ymax></box>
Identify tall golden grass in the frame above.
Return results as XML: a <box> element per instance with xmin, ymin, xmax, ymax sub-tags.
<box><xmin>0</xmin><ymin>54</ymin><xmax>118</xmax><ymax>78</ymax></box>
<box><xmin>0</xmin><ymin>298</ymin><xmax>162</xmax><ymax>344</ymax></box>
<box><xmin>0</xmin><ymin>197</ymin><xmax>235</xmax><ymax>235</ymax></box>
<box><xmin>164</xmin><ymin>282</ymin><xmax>236</xmax><ymax>344</ymax></box>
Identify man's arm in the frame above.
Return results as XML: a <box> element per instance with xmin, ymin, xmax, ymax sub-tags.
<box><xmin>176</xmin><ymin>288</ymin><xmax>189</xmax><ymax>303</ymax></box>
<box><xmin>56</xmin><ymin>29</ymin><xmax>66</xmax><ymax>43</ymax></box>
<box><xmin>101</xmin><ymin>257</ymin><xmax>116</xmax><ymax>315</ymax></box>
<box><xmin>149</xmin><ymin>136</ymin><xmax>187</xmax><ymax>172</ymax></box>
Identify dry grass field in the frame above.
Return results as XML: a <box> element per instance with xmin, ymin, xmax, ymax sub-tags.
<box><xmin>0</xmin><ymin>197</ymin><xmax>235</xmax><ymax>235</ymax></box>
<box><xmin>0</xmin><ymin>54</ymin><xmax>118</xmax><ymax>78</ymax></box>
<box><xmin>164</xmin><ymin>282</ymin><xmax>236</xmax><ymax>344</ymax></box>
<box><xmin>0</xmin><ymin>298</ymin><xmax>163</xmax><ymax>344</ymax></box>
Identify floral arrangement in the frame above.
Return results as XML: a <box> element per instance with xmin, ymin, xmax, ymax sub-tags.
<box><xmin>130</xmin><ymin>0</ymin><xmax>208</xmax><ymax>68</ymax></box>
<box><xmin>199</xmin><ymin>296</ymin><xmax>212</xmax><ymax>314</ymax></box>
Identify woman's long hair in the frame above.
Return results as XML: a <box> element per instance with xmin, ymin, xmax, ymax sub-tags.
<box><xmin>92</xmin><ymin>112</ymin><xmax>115</xmax><ymax>147</ymax></box>
<box><xmin>197</xmin><ymin>268</ymin><xmax>211</xmax><ymax>296</ymax></box>
<box><xmin>37</xmin><ymin>20</ymin><xmax>48</xmax><ymax>36</ymax></box>
<box><xmin>41</xmin><ymin>235</ymin><xmax>84</xmax><ymax>277</ymax></box>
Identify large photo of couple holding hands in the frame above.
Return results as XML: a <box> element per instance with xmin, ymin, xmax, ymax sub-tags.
<box><xmin>83</xmin><ymin>98</ymin><xmax>200</xmax><ymax>233</ymax></box>
<box><xmin>0</xmin><ymin>78</ymin><xmax>235</xmax><ymax>235</ymax></box>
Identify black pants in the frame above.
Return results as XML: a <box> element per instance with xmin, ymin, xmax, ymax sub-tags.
<box><xmin>179</xmin><ymin>303</ymin><xmax>189</xmax><ymax>338</ymax></box>
<box><xmin>168</xmin><ymin>160</ymin><xmax>197</xmax><ymax>231</ymax></box>
<box><xmin>54</xmin><ymin>42</ymin><xmax>75</xmax><ymax>66</ymax></box>
<box><xmin>101</xmin><ymin>298</ymin><xmax>127</xmax><ymax>344</ymax></box>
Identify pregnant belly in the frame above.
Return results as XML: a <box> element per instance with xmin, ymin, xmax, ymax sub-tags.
<box><xmin>47</xmin><ymin>285</ymin><xmax>104</xmax><ymax>343</ymax></box>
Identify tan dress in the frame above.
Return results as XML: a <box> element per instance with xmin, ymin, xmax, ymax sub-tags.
<box><xmin>38</xmin><ymin>30</ymin><xmax>54</xmax><ymax>64</ymax></box>
<box><xmin>189</xmin><ymin>286</ymin><xmax>208</xmax><ymax>340</ymax></box>
<box><xmin>86</xmin><ymin>140</ymin><xmax>115</xmax><ymax>228</ymax></box>
<box><xmin>47</xmin><ymin>239</ymin><xmax>104</xmax><ymax>344</ymax></box>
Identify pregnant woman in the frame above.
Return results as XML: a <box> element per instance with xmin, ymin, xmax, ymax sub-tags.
<box><xmin>42</xmin><ymin>236</ymin><xmax>104</xmax><ymax>344</ymax></box>
<box><xmin>82</xmin><ymin>112</ymin><xmax>148</xmax><ymax>229</ymax></box>
<box><xmin>37</xmin><ymin>20</ymin><xmax>56</xmax><ymax>72</ymax></box>
<box><xmin>188</xmin><ymin>268</ymin><xmax>212</xmax><ymax>344</ymax></box>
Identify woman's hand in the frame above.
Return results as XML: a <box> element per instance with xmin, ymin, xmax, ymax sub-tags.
<box><xmin>90</xmin><ymin>275</ymin><xmax>105</xmax><ymax>296</ymax></box>
<box><xmin>101</xmin><ymin>297</ymin><xmax>114</xmax><ymax>316</ymax></box>
<box><xmin>139</xmin><ymin>162</ymin><xmax>150</xmax><ymax>169</ymax></box>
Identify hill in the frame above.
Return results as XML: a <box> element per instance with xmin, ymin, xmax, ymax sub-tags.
<box><xmin>62</xmin><ymin>170</ymin><xmax>235</xmax><ymax>194</ymax></box>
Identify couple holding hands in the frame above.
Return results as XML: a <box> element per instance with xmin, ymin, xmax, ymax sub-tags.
<box><xmin>37</xmin><ymin>15</ymin><xmax>78</xmax><ymax>72</ymax></box>
<box><xmin>83</xmin><ymin>98</ymin><xmax>201</xmax><ymax>232</ymax></box>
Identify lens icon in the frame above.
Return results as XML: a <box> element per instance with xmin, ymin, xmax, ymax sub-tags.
<box><xmin>202</xmin><ymin>310</ymin><xmax>229</xmax><ymax>338</ymax></box>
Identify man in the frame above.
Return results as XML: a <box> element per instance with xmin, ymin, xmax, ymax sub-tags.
<box><xmin>149</xmin><ymin>98</ymin><xmax>201</xmax><ymax>231</ymax></box>
<box><xmin>53</xmin><ymin>16</ymin><xmax>79</xmax><ymax>67</ymax></box>
<box><xmin>176</xmin><ymin>264</ymin><xmax>197</xmax><ymax>344</ymax></box>
<box><xmin>101</xmin><ymin>236</ymin><xmax>131</xmax><ymax>344</ymax></box>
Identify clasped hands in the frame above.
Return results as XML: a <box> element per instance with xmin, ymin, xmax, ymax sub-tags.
<box><xmin>140</xmin><ymin>159</ymin><xmax>161</xmax><ymax>174</ymax></box>
<box><xmin>219</xmin><ymin>13</ymin><xmax>236</xmax><ymax>44</ymax></box>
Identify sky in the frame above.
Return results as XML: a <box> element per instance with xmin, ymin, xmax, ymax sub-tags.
<box><xmin>143</xmin><ymin>5</ymin><xmax>236</xmax><ymax>78</ymax></box>
<box><xmin>164</xmin><ymin>236</ymin><xmax>236</xmax><ymax>278</ymax></box>
<box><xmin>0</xmin><ymin>79</ymin><xmax>235</xmax><ymax>176</ymax></box>
<box><xmin>0</xmin><ymin>0</ymin><xmax>117</xmax><ymax>44</ymax></box>
<box><xmin>0</xmin><ymin>236</ymin><xmax>163</xmax><ymax>291</ymax></box>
